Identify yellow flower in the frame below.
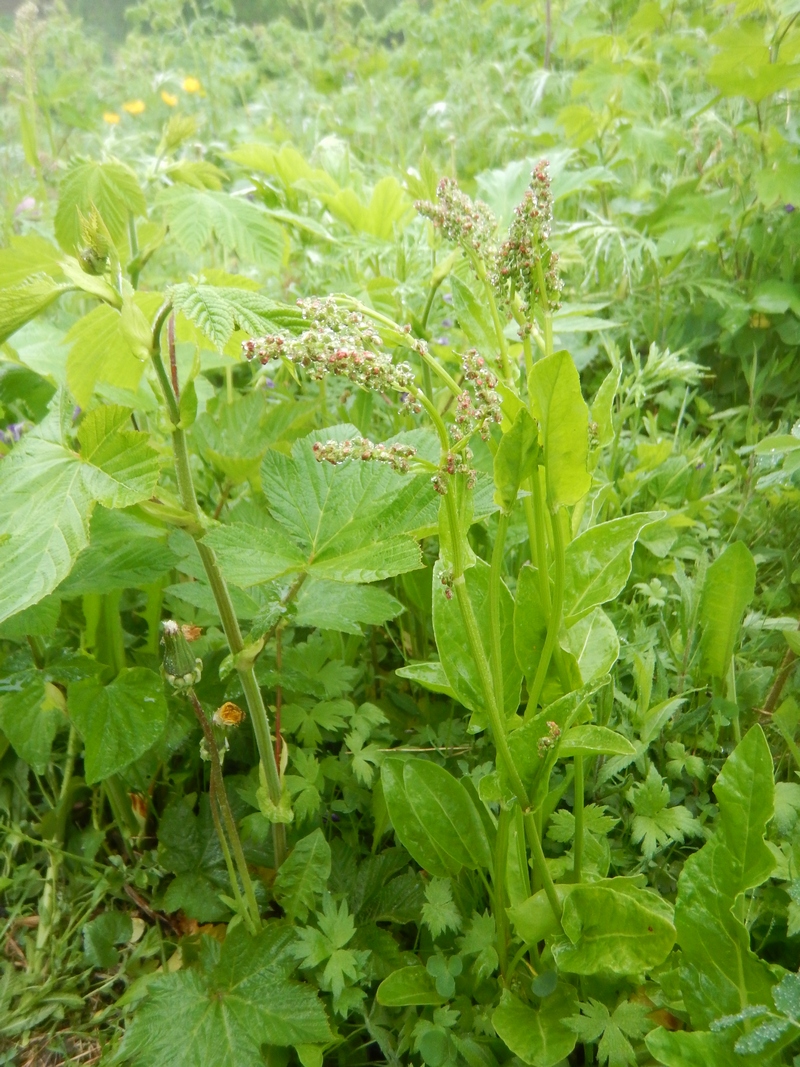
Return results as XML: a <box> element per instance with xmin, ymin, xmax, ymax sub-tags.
<box><xmin>103</xmin><ymin>111</ymin><xmax>120</xmax><ymax>124</ymax></box>
<box><xmin>122</xmin><ymin>99</ymin><xmax>146</xmax><ymax>116</ymax></box>
<box><xmin>161</xmin><ymin>89</ymin><xmax>178</xmax><ymax>107</ymax></box>
<box><xmin>182</xmin><ymin>75</ymin><xmax>201</xmax><ymax>93</ymax></box>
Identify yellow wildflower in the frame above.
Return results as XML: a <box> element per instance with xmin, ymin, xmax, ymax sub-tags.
<box><xmin>122</xmin><ymin>99</ymin><xmax>146</xmax><ymax>116</ymax></box>
<box><xmin>161</xmin><ymin>89</ymin><xmax>178</xmax><ymax>107</ymax></box>
<box><xmin>103</xmin><ymin>111</ymin><xmax>120</xmax><ymax>124</ymax></box>
<box><xmin>182</xmin><ymin>75</ymin><xmax>201</xmax><ymax>93</ymax></box>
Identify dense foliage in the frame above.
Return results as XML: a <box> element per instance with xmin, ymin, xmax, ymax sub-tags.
<box><xmin>1</xmin><ymin>1</ymin><xmax>800</xmax><ymax>1065</ymax></box>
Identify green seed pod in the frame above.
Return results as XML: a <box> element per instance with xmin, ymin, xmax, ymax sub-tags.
<box><xmin>161</xmin><ymin>619</ymin><xmax>202</xmax><ymax>690</ymax></box>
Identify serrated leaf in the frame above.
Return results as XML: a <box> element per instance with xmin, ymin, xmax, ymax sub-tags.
<box><xmin>273</xmin><ymin>828</ymin><xmax>331</xmax><ymax>922</ymax></box>
<box><xmin>0</xmin><ymin>396</ymin><xmax>160</xmax><ymax>623</ymax></box>
<box><xmin>118</xmin><ymin>925</ymin><xmax>331</xmax><ymax>1066</ymax></box>
<box><xmin>68</xmin><ymin>667</ymin><xmax>168</xmax><ymax>783</ymax></box>
<box><xmin>158</xmin><ymin>186</ymin><xmax>286</xmax><ymax>269</ymax></box>
<box><xmin>170</xmin><ymin>283</ymin><xmax>298</xmax><ymax>350</ymax></box>
<box><xmin>0</xmin><ymin>274</ymin><xmax>73</xmax><ymax>344</ymax></box>
<box><xmin>55</xmin><ymin>159</ymin><xmax>146</xmax><ymax>252</ymax></box>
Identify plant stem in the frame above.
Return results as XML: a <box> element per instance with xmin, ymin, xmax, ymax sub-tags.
<box><xmin>489</xmin><ymin>511</ymin><xmax>510</xmax><ymax>716</ymax></box>
<box><xmin>474</xmin><ymin>259</ymin><xmax>511</xmax><ymax>382</ymax></box>
<box><xmin>150</xmin><ymin>305</ymin><xmax>286</xmax><ymax>867</ymax></box>
<box><xmin>494</xmin><ymin>807</ymin><xmax>510</xmax><ymax>975</ymax></box>
<box><xmin>188</xmin><ymin>690</ymin><xmax>260</xmax><ymax>931</ymax></box>
<box><xmin>525</xmin><ymin>505</ymin><xmax>566</xmax><ymax>717</ymax></box>
<box><xmin>524</xmin><ymin>811</ymin><xmax>563</xmax><ymax>926</ymax></box>
<box><xmin>573</xmin><ymin>755</ymin><xmax>584</xmax><ymax>883</ymax></box>
<box><xmin>535</xmin><ymin>260</ymin><xmax>553</xmax><ymax>358</ymax></box>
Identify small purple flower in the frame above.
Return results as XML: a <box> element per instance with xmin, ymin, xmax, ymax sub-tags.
<box><xmin>443</xmin><ymin>293</ymin><xmax>453</xmax><ymax>304</ymax></box>
<box><xmin>72</xmin><ymin>406</ymin><xmax>82</xmax><ymax>422</ymax></box>
<box><xmin>14</xmin><ymin>196</ymin><xmax>36</xmax><ymax>216</ymax></box>
<box><xmin>442</xmin><ymin>318</ymin><xmax>453</xmax><ymax>328</ymax></box>
<box><xmin>435</xmin><ymin>336</ymin><xmax>450</xmax><ymax>346</ymax></box>
<box><xmin>263</xmin><ymin>377</ymin><xmax>275</xmax><ymax>388</ymax></box>
<box><xmin>786</xmin><ymin>204</ymin><xmax>796</xmax><ymax>213</ymax></box>
<box><xmin>1</xmin><ymin>423</ymin><xmax>26</xmax><ymax>444</ymax></box>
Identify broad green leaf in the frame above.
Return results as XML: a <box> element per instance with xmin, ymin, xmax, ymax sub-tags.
<box><xmin>559</xmin><ymin>725</ymin><xmax>635</xmax><ymax>757</ymax></box>
<box><xmin>590</xmin><ymin>366</ymin><xmax>620</xmax><ymax>447</ymax></box>
<box><xmin>68</xmin><ymin>667</ymin><xmax>168</xmax><ymax>783</ymax></box>
<box><xmin>273</xmin><ymin>828</ymin><xmax>331</xmax><ymax>922</ymax></box>
<box><xmin>493</xmin><ymin>985</ymin><xmax>580</xmax><ymax>1067</ymax></box>
<box><xmin>293</xmin><ymin>579</ymin><xmax>404</xmax><ymax>634</ymax></box>
<box><xmin>59</xmin><ymin>509</ymin><xmax>179</xmax><ymax>596</ymax></box>
<box><xmin>0</xmin><ymin>595</ymin><xmax>61</xmax><ymax>640</ymax></box>
<box><xmin>118</xmin><ymin>925</ymin><xmax>331</xmax><ymax>1066</ymax></box>
<box><xmin>376</xmin><ymin>966</ymin><xmax>447</xmax><ymax>1007</ymax></box>
<box><xmin>0</xmin><ymin>234</ymin><xmax>63</xmax><ymax>287</ymax></box>
<box><xmin>0</xmin><ymin>671</ymin><xmax>64</xmax><ymax>773</ymax></box>
<box><xmin>66</xmin><ymin>295</ymin><xmax>163</xmax><ymax>406</ymax></box>
<box><xmin>169</xmin><ymin>283</ymin><xmax>297</xmax><ymax>351</ymax></box>
<box><xmin>55</xmin><ymin>159</ymin><xmax>146</xmax><ymax>252</ymax></box>
<box><xmin>675</xmin><ymin>726</ymin><xmax>777</xmax><ymax>1028</ymax></box>
<box><xmin>211</xmin><ymin>427</ymin><xmax>428</xmax><ymax>586</ymax></box>
<box><xmin>529</xmin><ymin>350</ymin><xmax>591</xmax><ymax>509</ymax></box>
<box><xmin>561</xmin><ymin>607</ymin><xmax>619</xmax><ymax>683</ymax></box>
<box><xmin>0</xmin><ymin>274</ymin><xmax>73</xmax><ymax>344</ymax></box>
<box><xmin>699</xmin><ymin>541</ymin><xmax>756</xmax><ymax>681</ymax></box>
<box><xmin>493</xmin><ymin>408</ymin><xmax>539</xmax><ymax>513</ymax></box>
<box><xmin>432</xmin><ymin>558</ymin><xmax>521</xmax><ymax>719</ymax></box>
<box><xmin>157</xmin><ymin>186</ymin><xmax>286</xmax><ymax>270</ymax></box>
<box><xmin>0</xmin><ymin>397</ymin><xmax>160</xmax><ymax>623</ymax></box>
<box><xmin>450</xmin><ymin>275</ymin><xmax>499</xmax><ymax>357</ymax></box>
<box><xmin>708</xmin><ymin>25</ymin><xmax>800</xmax><ymax>103</ymax></box>
<box><xmin>158</xmin><ymin>794</ymin><xmax>230</xmax><ymax>922</ymax></box>
<box><xmin>514</xmin><ymin>562</ymin><xmax>548</xmax><ymax>682</ymax></box>
<box><xmin>381</xmin><ymin>758</ymin><xmax>460</xmax><ymax>879</ymax></box>
<box><xmin>83</xmin><ymin>911</ymin><xmax>133</xmax><ymax>969</ymax></box>
<box><xmin>563</xmin><ymin>513</ymin><xmax>664</xmax><ymax>624</ymax></box>
<box><xmin>647</xmin><ymin>1029</ymin><xmax>743</xmax><ymax>1067</ymax></box>
<box><xmin>395</xmin><ymin>661</ymin><xmax>458</xmax><ymax>699</ymax></box>
<box><xmin>402</xmin><ymin>758</ymin><xmax>492</xmax><ymax>871</ymax></box>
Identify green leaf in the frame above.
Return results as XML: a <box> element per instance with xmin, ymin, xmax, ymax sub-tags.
<box><xmin>699</xmin><ymin>541</ymin><xmax>756</xmax><ymax>681</ymax></box>
<box><xmin>66</xmin><ymin>295</ymin><xmax>163</xmax><ymax>406</ymax></box>
<box><xmin>559</xmin><ymin>725</ymin><xmax>635</xmax><ymax>758</ymax></box>
<box><xmin>157</xmin><ymin>186</ymin><xmax>286</xmax><ymax>270</ymax></box>
<box><xmin>432</xmin><ymin>558</ymin><xmax>521</xmax><ymax>719</ymax></box>
<box><xmin>395</xmin><ymin>661</ymin><xmax>458</xmax><ymax>699</ymax></box>
<box><xmin>493</xmin><ymin>985</ymin><xmax>580</xmax><ymax>1067</ymax></box>
<box><xmin>510</xmin><ymin>877</ymin><xmax>676</xmax><ymax>976</ymax></box>
<box><xmin>381</xmin><ymin>758</ymin><xmax>460</xmax><ymax>879</ymax></box>
<box><xmin>204</xmin><ymin>522</ymin><xmax>307</xmax><ymax>585</ymax></box>
<box><xmin>169</xmin><ymin>283</ymin><xmax>296</xmax><ymax>351</ymax></box>
<box><xmin>450</xmin><ymin>275</ymin><xmax>499</xmax><ymax>357</ymax></box>
<box><xmin>0</xmin><ymin>234</ymin><xmax>64</xmax><ymax>287</ymax></box>
<box><xmin>55</xmin><ymin>159</ymin><xmax>146</xmax><ymax>252</ymax></box>
<box><xmin>68</xmin><ymin>667</ymin><xmax>168</xmax><ymax>783</ymax></box>
<box><xmin>629</xmin><ymin>764</ymin><xmax>703</xmax><ymax>859</ymax></box>
<box><xmin>0</xmin><ymin>274</ymin><xmax>73</xmax><ymax>344</ymax></box>
<box><xmin>646</xmin><ymin>1028</ymin><xmax>744</xmax><ymax>1067</ymax></box>
<box><xmin>562</xmin><ymin>607</ymin><xmax>619</xmax><ymax>683</ymax></box>
<box><xmin>402</xmin><ymin>758</ymin><xmax>492</xmax><ymax>870</ymax></box>
<box><xmin>60</xmin><ymin>509</ymin><xmax>178</xmax><ymax>596</ymax></box>
<box><xmin>493</xmin><ymin>408</ymin><xmax>539</xmax><ymax>514</ymax></box>
<box><xmin>563</xmin><ymin>513</ymin><xmax>664</xmax><ymax>624</ymax></box>
<box><xmin>529</xmin><ymin>350</ymin><xmax>591</xmax><ymax>509</ymax></box>
<box><xmin>83</xmin><ymin>911</ymin><xmax>133</xmax><ymax>969</ymax></box>
<box><xmin>675</xmin><ymin>726</ymin><xmax>777</xmax><ymax>1029</ymax></box>
<box><xmin>293</xmin><ymin>579</ymin><xmax>404</xmax><ymax>634</ymax></box>
<box><xmin>0</xmin><ymin>396</ymin><xmax>160</xmax><ymax>624</ymax></box>
<box><xmin>421</xmin><ymin>877</ymin><xmax>462</xmax><ymax>938</ymax></box>
<box><xmin>273</xmin><ymin>828</ymin><xmax>331</xmax><ymax>922</ymax></box>
<box><xmin>158</xmin><ymin>794</ymin><xmax>231</xmax><ymax>922</ymax></box>
<box><xmin>118</xmin><ymin>925</ymin><xmax>331</xmax><ymax>1066</ymax></box>
<box><xmin>707</xmin><ymin>25</ymin><xmax>800</xmax><ymax>104</ymax></box>
<box><xmin>0</xmin><ymin>671</ymin><xmax>64</xmax><ymax>773</ymax></box>
<box><xmin>376</xmin><ymin>966</ymin><xmax>447</xmax><ymax>1007</ymax></box>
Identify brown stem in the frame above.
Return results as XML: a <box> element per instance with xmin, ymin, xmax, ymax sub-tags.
<box><xmin>213</xmin><ymin>481</ymin><xmax>232</xmax><ymax>521</ymax></box>
<box><xmin>760</xmin><ymin>647</ymin><xmax>797</xmax><ymax>717</ymax></box>
<box><xmin>168</xmin><ymin>314</ymin><xmax>180</xmax><ymax>400</ymax></box>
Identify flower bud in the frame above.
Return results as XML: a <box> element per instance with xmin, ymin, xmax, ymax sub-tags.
<box><xmin>161</xmin><ymin>619</ymin><xmax>202</xmax><ymax>690</ymax></box>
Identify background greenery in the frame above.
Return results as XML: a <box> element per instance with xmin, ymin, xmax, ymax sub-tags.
<box><xmin>1</xmin><ymin>0</ymin><xmax>800</xmax><ymax>1065</ymax></box>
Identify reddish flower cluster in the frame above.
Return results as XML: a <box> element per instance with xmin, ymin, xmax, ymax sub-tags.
<box><xmin>537</xmin><ymin>720</ymin><xmax>562</xmax><ymax>756</ymax></box>
<box><xmin>312</xmin><ymin>436</ymin><xmax>417</xmax><ymax>474</ymax></box>
<box><xmin>431</xmin><ymin>450</ymin><xmax>476</xmax><ymax>495</ymax></box>
<box><xmin>454</xmin><ymin>351</ymin><xmax>502</xmax><ymax>440</ymax></box>
<box><xmin>494</xmin><ymin>161</ymin><xmax>563</xmax><ymax>314</ymax></box>
<box><xmin>242</xmin><ymin>298</ymin><xmax>421</xmax><ymax>415</ymax></box>
<box><xmin>416</xmin><ymin>178</ymin><xmax>497</xmax><ymax>268</ymax></box>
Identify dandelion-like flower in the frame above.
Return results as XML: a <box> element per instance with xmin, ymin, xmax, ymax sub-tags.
<box><xmin>182</xmin><ymin>76</ymin><xmax>201</xmax><ymax>93</ymax></box>
<box><xmin>103</xmin><ymin>111</ymin><xmax>120</xmax><ymax>124</ymax></box>
<box><xmin>122</xmin><ymin>99</ymin><xmax>146</xmax><ymax>116</ymax></box>
<box><xmin>161</xmin><ymin>90</ymin><xmax>178</xmax><ymax>107</ymax></box>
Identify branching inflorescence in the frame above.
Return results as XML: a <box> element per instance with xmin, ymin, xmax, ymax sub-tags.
<box><xmin>415</xmin><ymin>177</ymin><xmax>498</xmax><ymax>271</ymax></box>
<box><xmin>312</xmin><ymin>437</ymin><xmax>417</xmax><ymax>473</ymax></box>
<box><xmin>243</xmin><ymin>297</ymin><xmax>421</xmax><ymax>415</ymax></box>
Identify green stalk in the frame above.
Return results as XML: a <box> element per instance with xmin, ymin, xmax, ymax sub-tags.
<box><xmin>494</xmin><ymin>807</ymin><xmax>511</xmax><ymax>975</ymax></box>
<box><xmin>489</xmin><ymin>512</ymin><xmax>510</xmax><ymax>715</ymax></box>
<box><xmin>441</xmin><ymin>491</ymin><xmax>563</xmax><ymax>928</ymax></box>
<box><xmin>535</xmin><ymin>260</ymin><xmax>554</xmax><ymax>359</ymax></box>
<box><xmin>525</xmin><ymin>504</ymin><xmax>566</xmax><ymax>718</ymax></box>
<box><xmin>150</xmin><ymin>307</ymin><xmax>286</xmax><ymax>867</ymax></box>
<box><xmin>528</xmin><ymin>473</ymin><xmax>551</xmax><ymax>616</ymax></box>
<box><xmin>474</xmin><ymin>258</ymin><xmax>511</xmax><ymax>382</ymax></box>
<box><xmin>573</xmin><ymin>755</ymin><xmax>584</xmax><ymax>883</ymax></box>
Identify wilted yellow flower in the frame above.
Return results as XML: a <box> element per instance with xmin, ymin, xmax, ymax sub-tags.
<box><xmin>182</xmin><ymin>75</ymin><xmax>201</xmax><ymax>93</ymax></box>
<box><xmin>103</xmin><ymin>111</ymin><xmax>120</xmax><ymax>124</ymax></box>
<box><xmin>122</xmin><ymin>99</ymin><xmax>146</xmax><ymax>115</ymax></box>
<box><xmin>161</xmin><ymin>89</ymin><xmax>178</xmax><ymax>107</ymax></box>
